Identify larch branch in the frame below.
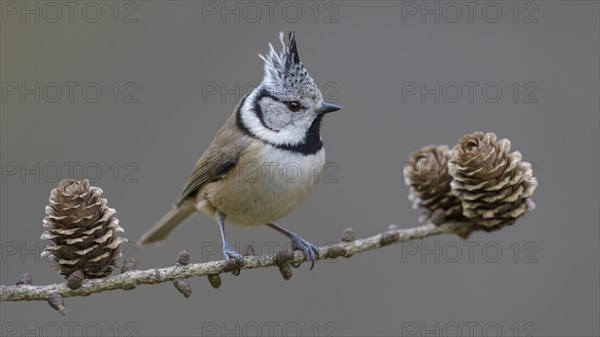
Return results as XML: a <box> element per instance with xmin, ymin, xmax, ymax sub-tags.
<box><xmin>1</xmin><ymin>222</ymin><xmax>472</xmax><ymax>303</ymax></box>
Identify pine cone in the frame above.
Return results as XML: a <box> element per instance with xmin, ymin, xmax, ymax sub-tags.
<box><xmin>448</xmin><ymin>132</ymin><xmax>538</xmax><ymax>228</ymax></box>
<box><xmin>403</xmin><ymin>145</ymin><xmax>466</xmax><ymax>224</ymax></box>
<box><xmin>41</xmin><ymin>179</ymin><xmax>126</xmax><ymax>278</ymax></box>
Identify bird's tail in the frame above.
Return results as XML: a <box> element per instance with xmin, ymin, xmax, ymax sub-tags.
<box><xmin>138</xmin><ymin>201</ymin><xmax>196</xmax><ymax>245</ymax></box>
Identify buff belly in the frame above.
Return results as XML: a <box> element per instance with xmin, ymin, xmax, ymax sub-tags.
<box><xmin>198</xmin><ymin>145</ymin><xmax>325</xmax><ymax>226</ymax></box>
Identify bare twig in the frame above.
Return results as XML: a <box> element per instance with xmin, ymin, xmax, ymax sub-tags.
<box><xmin>1</xmin><ymin>222</ymin><xmax>472</xmax><ymax>302</ymax></box>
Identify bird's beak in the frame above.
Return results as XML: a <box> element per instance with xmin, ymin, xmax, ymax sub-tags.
<box><xmin>317</xmin><ymin>102</ymin><xmax>342</xmax><ymax>115</ymax></box>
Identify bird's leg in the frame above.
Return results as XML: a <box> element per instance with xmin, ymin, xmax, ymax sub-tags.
<box><xmin>267</xmin><ymin>223</ymin><xmax>319</xmax><ymax>270</ymax></box>
<box><xmin>217</xmin><ymin>211</ymin><xmax>244</xmax><ymax>275</ymax></box>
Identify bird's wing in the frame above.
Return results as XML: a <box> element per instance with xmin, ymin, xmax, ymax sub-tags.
<box><xmin>176</xmin><ymin>112</ymin><xmax>250</xmax><ymax>205</ymax></box>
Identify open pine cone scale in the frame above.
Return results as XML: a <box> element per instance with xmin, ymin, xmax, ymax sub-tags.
<box><xmin>449</xmin><ymin>132</ymin><xmax>537</xmax><ymax>228</ymax></box>
<box><xmin>41</xmin><ymin>179</ymin><xmax>126</xmax><ymax>279</ymax></box>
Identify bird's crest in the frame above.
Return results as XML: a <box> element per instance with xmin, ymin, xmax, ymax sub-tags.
<box><xmin>259</xmin><ymin>32</ymin><xmax>319</xmax><ymax>99</ymax></box>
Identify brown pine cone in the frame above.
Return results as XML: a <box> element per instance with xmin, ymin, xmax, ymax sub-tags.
<box><xmin>403</xmin><ymin>145</ymin><xmax>467</xmax><ymax>224</ymax></box>
<box><xmin>448</xmin><ymin>132</ymin><xmax>538</xmax><ymax>228</ymax></box>
<box><xmin>41</xmin><ymin>179</ymin><xmax>126</xmax><ymax>278</ymax></box>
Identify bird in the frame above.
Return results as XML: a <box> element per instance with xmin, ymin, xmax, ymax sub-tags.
<box><xmin>138</xmin><ymin>31</ymin><xmax>342</xmax><ymax>274</ymax></box>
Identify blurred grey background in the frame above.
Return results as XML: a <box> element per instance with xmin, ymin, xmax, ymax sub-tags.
<box><xmin>1</xmin><ymin>1</ymin><xmax>598</xmax><ymax>336</ymax></box>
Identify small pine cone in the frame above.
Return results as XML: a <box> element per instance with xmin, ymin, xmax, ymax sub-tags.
<box><xmin>41</xmin><ymin>179</ymin><xmax>127</xmax><ymax>279</ymax></box>
<box><xmin>449</xmin><ymin>132</ymin><xmax>538</xmax><ymax>228</ymax></box>
<box><xmin>403</xmin><ymin>145</ymin><xmax>466</xmax><ymax>224</ymax></box>
<box><xmin>207</xmin><ymin>274</ymin><xmax>222</xmax><ymax>289</ymax></box>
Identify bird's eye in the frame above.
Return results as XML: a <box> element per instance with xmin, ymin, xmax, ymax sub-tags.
<box><xmin>287</xmin><ymin>101</ymin><xmax>301</xmax><ymax>112</ymax></box>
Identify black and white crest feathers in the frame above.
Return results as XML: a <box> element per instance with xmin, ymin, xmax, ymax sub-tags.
<box><xmin>259</xmin><ymin>31</ymin><xmax>300</xmax><ymax>81</ymax></box>
<box><xmin>258</xmin><ymin>32</ymin><xmax>319</xmax><ymax>98</ymax></box>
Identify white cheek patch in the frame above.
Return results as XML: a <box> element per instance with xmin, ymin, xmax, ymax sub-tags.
<box><xmin>240</xmin><ymin>92</ymin><xmax>308</xmax><ymax>147</ymax></box>
<box><xmin>277</xmin><ymin>123</ymin><xmax>311</xmax><ymax>144</ymax></box>
<box><xmin>261</xmin><ymin>99</ymin><xmax>290</xmax><ymax>130</ymax></box>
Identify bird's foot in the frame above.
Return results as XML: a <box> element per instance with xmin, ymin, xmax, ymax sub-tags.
<box><xmin>223</xmin><ymin>243</ymin><xmax>244</xmax><ymax>276</ymax></box>
<box><xmin>290</xmin><ymin>235</ymin><xmax>319</xmax><ymax>270</ymax></box>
